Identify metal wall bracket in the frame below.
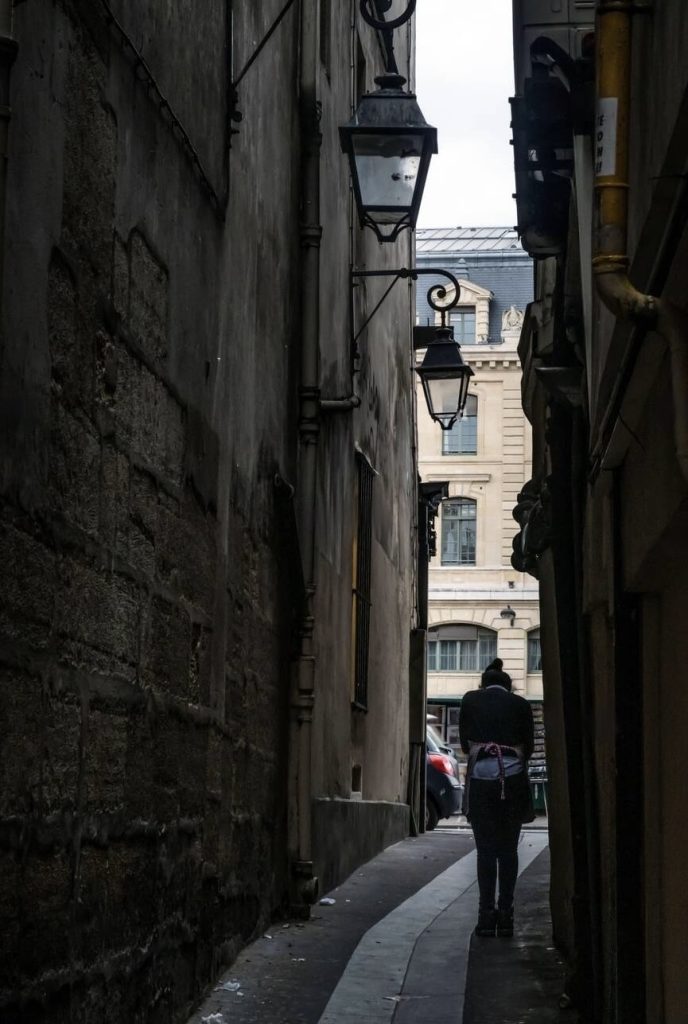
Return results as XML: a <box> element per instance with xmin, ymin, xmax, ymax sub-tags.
<box><xmin>230</xmin><ymin>0</ymin><xmax>299</xmax><ymax>136</ymax></box>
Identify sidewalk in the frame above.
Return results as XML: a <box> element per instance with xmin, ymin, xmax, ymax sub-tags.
<box><xmin>188</xmin><ymin>825</ymin><xmax>576</xmax><ymax>1024</ymax></box>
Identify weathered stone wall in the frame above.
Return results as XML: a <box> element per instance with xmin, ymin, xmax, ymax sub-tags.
<box><xmin>1</xmin><ymin>0</ymin><xmax>419</xmax><ymax>1020</ymax></box>
<box><xmin>0</xmin><ymin>1</ymin><xmax>298</xmax><ymax>1019</ymax></box>
<box><xmin>309</xmin><ymin>3</ymin><xmax>416</xmax><ymax>822</ymax></box>
<box><xmin>517</xmin><ymin>1</ymin><xmax>688</xmax><ymax>1018</ymax></box>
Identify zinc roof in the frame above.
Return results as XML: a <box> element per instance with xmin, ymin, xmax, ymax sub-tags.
<box><xmin>416</xmin><ymin>226</ymin><xmax>523</xmax><ymax>254</ymax></box>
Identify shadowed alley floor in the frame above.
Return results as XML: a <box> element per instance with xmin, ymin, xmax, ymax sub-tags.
<box><xmin>188</xmin><ymin>827</ymin><xmax>578</xmax><ymax>1024</ymax></box>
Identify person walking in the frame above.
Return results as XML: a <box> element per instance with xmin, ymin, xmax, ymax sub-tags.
<box><xmin>459</xmin><ymin>667</ymin><xmax>534</xmax><ymax>937</ymax></box>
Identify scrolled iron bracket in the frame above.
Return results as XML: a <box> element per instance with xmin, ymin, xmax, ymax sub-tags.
<box><xmin>351</xmin><ymin>266</ymin><xmax>461</xmax><ymax>343</ymax></box>
<box><xmin>359</xmin><ymin>0</ymin><xmax>417</xmax><ymax>32</ymax></box>
<box><xmin>359</xmin><ymin>1</ymin><xmax>417</xmax><ymax>75</ymax></box>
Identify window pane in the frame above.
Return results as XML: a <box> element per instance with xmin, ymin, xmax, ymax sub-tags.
<box><xmin>427</xmin><ymin>640</ymin><xmax>437</xmax><ymax>672</ymax></box>
<box><xmin>441</xmin><ymin>499</ymin><xmax>476</xmax><ymax>566</ymax></box>
<box><xmin>459</xmin><ymin>640</ymin><xmax>477</xmax><ymax>671</ymax></box>
<box><xmin>458</xmin><ymin>520</ymin><xmax>475</xmax><ymax>564</ymax></box>
<box><xmin>478</xmin><ymin>629</ymin><xmax>498</xmax><ymax>669</ymax></box>
<box><xmin>442</xmin><ymin>396</ymin><xmax>477</xmax><ymax>455</ymax></box>
<box><xmin>449</xmin><ymin>309</ymin><xmax>476</xmax><ymax>344</ymax></box>
<box><xmin>439</xmin><ymin>640</ymin><xmax>458</xmax><ymax>671</ymax></box>
<box><xmin>528</xmin><ymin>634</ymin><xmax>542</xmax><ymax>672</ymax></box>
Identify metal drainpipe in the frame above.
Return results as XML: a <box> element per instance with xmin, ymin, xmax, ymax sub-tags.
<box><xmin>593</xmin><ymin>0</ymin><xmax>688</xmax><ymax>482</ymax></box>
<box><xmin>0</xmin><ymin>0</ymin><xmax>16</xmax><ymax>324</ymax></box>
<box><xmin>289</xmin><ymin>0</ymin><xmax>322</xmax><ymax>910</ymax></box>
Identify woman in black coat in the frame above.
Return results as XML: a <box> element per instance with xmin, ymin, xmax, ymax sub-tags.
<box><xmin>459</xmin><ymin>668</ymin><xmax>534</xmax><ymax>937</ymax></box>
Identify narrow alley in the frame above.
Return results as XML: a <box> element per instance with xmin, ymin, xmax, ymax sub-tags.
<box><xmin>189</xmin><ymin>826</ymin><xmax>568</xmax><ymax>1024</ymax></box>
<box><xmin>2</xmin><ymin>0</ymin><xmax>688</xmax><ymax>1022</ymax></box>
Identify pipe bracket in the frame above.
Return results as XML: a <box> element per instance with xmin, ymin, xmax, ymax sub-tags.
<box><xmin>320</xmin><ymin>395</ymin><xmax>361</xmax><ymax>413</ymax></box>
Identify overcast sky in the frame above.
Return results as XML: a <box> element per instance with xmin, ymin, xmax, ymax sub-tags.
<box><xmin>415</xmin><ymin>0</ymin><xmax>516</xmax><ymax>228</ymax></box>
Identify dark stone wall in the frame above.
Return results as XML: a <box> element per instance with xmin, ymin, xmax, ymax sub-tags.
<box><xmin>0</xmin><ymin>0</ymin><xmax>419</xmax><ymax>1018</ymax></box>
<box><xmin>312</xmin><ymin>798</ymin><xmax>410</xmax><ymax>897</ymax></box>
<box><xmin>0</xmin><ymin>1</ymin><xmax>298</xmax><ymax>1020</ymax></box>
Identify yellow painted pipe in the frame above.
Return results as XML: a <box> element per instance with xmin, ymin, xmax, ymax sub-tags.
<box><xmin>593</xmin><ymin>0</ymin><xmax>657</xmax><ymax>321</ymax></box>
<box><xmin>593</xmin><ymin>1</ymin><xmax>688</xmax><ymax>485</ymax></box>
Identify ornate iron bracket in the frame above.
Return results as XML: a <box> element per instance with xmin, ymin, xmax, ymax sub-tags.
<box><xmin>351</xmin><ymin>266</ymin><xmax>461</xmax><ymax>345</ymax></box>
<box><xmin>360</xmin><ymin>0</ymin><xmax>417</xmax><ymax>32</ymax></box>
<box><xmin>360</xmin><ymin>1</ymin><xmax>417</xmax><ymax>76</ymax></box>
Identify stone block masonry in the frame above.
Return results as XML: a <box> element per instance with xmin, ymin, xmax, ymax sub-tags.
<box><xmin>0</xmin><ymin>3</ymin><xmax>294</xmax><ymax>1020</ymax></box>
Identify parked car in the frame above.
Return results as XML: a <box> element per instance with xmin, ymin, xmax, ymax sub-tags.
<box><xmin>426</xmin><ymin>727</ymin><xmax>463</xmax><ymax>830</ymax></box>
<box><xmin>427</xmin><ymin>722</ymin><xmax>460</xmax><ymax>769</ymax></box>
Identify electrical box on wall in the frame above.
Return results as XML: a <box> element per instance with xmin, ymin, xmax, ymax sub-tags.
<box><xmin>513</xmin><ymin>0</ymin><xmax>594</xmax><ymax>92</ymax></box>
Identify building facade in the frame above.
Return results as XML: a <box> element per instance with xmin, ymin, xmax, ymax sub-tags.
<box><xmin>415</xmin><ymin>229</ymin><xmax>542</xmax><ymax>758</ymax></box>
<box><xmin>512</xmin><ymin>2</ymin><xmax>688</xmax><ymax>1021</ymax></box>
<box><xmin>0</xmin><ymin>3</ymin><xmax>422</xmax><ymax>1020</ymax></box>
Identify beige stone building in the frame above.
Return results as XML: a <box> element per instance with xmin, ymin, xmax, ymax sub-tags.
<box><xmin>415</xmin><ymin>228</ymin><xmax>541</xmax><ymax>753</ymax></box>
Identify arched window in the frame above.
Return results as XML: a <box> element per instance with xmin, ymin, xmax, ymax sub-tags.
<box><xmin>427</xmin><ymin>625</ymin><xmax>497</xmax><ymax>673</ymax></box>
<box><xmin>442</xmin><ymin>394</ymin><xmax>477</xmax><ymax>455</ymax></box>
<box><xmin>441</xmin><ymin>498</ymin><xmax>476</xmax><ymax>565</ymax></box>
<box><xmin>527</xmin><ymin>628</ymin><xmax>542</xmax><ymax>672</ymax></box>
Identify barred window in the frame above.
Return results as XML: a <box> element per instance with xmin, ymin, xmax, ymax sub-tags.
<box><xmin>352</xmin><ymin>453</ymin><xmax>375</xmax><ymax>708</ymax></box>
<box><xmin>442</xmin><ymin>394</ymin><xmax>477</xmax><ymax>455</ymax></box>
<box><xmin>441</xmin><ymin>498</ymin><xmax>476</xmax><ymax>565</ymax></box>
<box><xmin>427</xmin><ymin>625</ymin><xmax>497</xmax><ymax>673</ymax></box>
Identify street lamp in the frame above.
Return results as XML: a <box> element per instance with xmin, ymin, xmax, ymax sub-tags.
<box><xmin>348</xmin><ymin>267</ymin><xmax>474</xmax><ymax>429</ymax></box>
<box><xmin>415</xmin><ymin>325</ymin><xmax>474</xmax><ymax>430</ymax></box>
<box><xmin>339</xmin><ymin>73</ymin><xmax>437</xmax><ymax>243</ymax></box>
<box><xmin>500</xmin><ymin>606</ymin><xmax>517</xmax><ymax>626</ymax></box>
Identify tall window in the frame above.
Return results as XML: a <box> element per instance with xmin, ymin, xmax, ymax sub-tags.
<box><xmin>427</xmin><ymin>625</ymin><xmax>497</xmax><ymax>672</ymax></box>
<box><xmin>449</xmin><ymin>309</ymin><xmax>476</xmax><ymax>344</ymax></box>
<box><xmin>528</xmin><ymin>628</ymin><xmax>542</xmax><ymax>672</ymax></box>
<box><xmin>441</xmin><ymin>499</ymin><xmax>476</xmax><ymax>565</ymax></box>
<box><xmin>352</xmin><ymin>453</ymin><xmax>374</xmax><ymax>707</ymax></box>
<box><xmin>442</xmin><ymin>394</ymin><xmax>477</xmax><ymax>455</ymax></box>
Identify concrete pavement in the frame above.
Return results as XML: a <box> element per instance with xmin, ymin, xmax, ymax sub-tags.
<box><xmin>188</xmin><ymin>826</ymin><xmax>577</xmax><ymax>1024</ymax></box>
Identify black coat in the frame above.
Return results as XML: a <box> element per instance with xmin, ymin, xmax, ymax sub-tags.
<box><xmin>459</xmin><ymin>685</ymin><xmax>535</xmax><ymax>824</ymax></box>
<box><xmin>459</xmin><ymin>685</ymin><xmax>534</xmax><ymax>758</ymax></box>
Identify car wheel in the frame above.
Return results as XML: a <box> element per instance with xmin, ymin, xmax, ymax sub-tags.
<box><xmin>426</xmin><ymin>797</ymin><xmax>439</xmax><ymax>831</ymax></box>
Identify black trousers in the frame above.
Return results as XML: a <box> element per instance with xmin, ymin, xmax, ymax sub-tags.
<box><xmin>471</xmin><ymin>813</ymin><xmax>522</xmax><ymax>910</ymax></box>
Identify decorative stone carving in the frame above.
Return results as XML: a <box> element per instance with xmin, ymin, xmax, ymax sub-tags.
<box><xmin>511</xmin><ymin>478</ymin><xmax>552</xmax><ymax>579</ymax></box>
<box><xmin>501</xmin><ymin>305</ymin><xmax>524</xmax><ymax>343</ymax></box>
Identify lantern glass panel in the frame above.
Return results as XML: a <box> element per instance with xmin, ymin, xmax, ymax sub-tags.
<box><xmin>426</xmin><ymin>376</ymin><xmax>464</xmax><ymax>420</ymax></box>
<box><xmin>352</xmin><ymin>133</ymin><xmax>424</xmax><ymax>219</ymax></box>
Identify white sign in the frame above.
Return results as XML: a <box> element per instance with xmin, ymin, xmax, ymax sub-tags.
<box><xmin>595</xmin><ymin>97</ymin><xmax>618</xmax><ymax>177</ymax></box>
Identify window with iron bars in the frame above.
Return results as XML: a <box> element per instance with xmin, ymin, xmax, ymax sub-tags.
<box><xmin>352</xmin><ymin>453</ymin><xmax>375</xmax><ymax>708</ymax></box>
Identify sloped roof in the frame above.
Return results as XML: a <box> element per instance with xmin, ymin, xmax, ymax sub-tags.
<box><xmin>416</xmin><ymin>226</ymin><xmax>523</xmax><ymax>255</ymax></box>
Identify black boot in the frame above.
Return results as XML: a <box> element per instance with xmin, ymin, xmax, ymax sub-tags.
<box><xmin>474</xmin><ymin>907</ymin><xmax>497</xmax><ymax>937</ymax></box>
<box><xmin>496</xmin><ymin>906</ymin><xmax>514</xmax><ymax>937</ymax></box>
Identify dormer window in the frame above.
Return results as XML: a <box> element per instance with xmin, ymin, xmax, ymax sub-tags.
<box><xmin>449</xmin><ymin>308</ymin><xmax>476</xmax><ymax>345</ymax></box>
<box><xmin>432</xmin><ymin>279</ymin><xmax>492</xmax><ymax>343</ymax></box>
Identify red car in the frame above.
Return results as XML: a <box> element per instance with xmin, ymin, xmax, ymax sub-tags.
<box><xmin>426</xmin><ymin>726</ymin><xmax>463</xmax><ymax>830</ymax></box>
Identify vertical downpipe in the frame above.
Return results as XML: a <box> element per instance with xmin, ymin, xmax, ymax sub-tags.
<box><xmin>290</xmin><ymin>0</ymin><xmax>322</xmax><ymax>910</ymax></box>
<box><xmin>0</xmin><ymin>0</ymin><xmax>16</xmax><ymax>326</ymax></box>
<box><xmin>592</xmin><ymin>0</ymin><xmax>655</xmax><ymax>321</ymax></box>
